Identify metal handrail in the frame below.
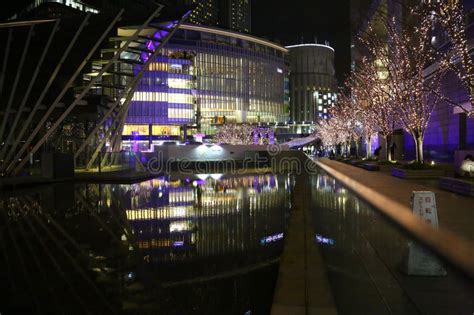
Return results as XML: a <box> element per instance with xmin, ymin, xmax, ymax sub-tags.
<box><xmin>315</xmin><ymin>158</ymin><xmax>474</xmax><ymax>279</ymax></box>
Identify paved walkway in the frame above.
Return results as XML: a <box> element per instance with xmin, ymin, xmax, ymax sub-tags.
<box><xmin>318</xmin><ymin>159</ymin><xmax>474</xmax><ymax>243</ymax></box>
<box><xmin>271</xmin><ymin>173</ymin><xmax>338</xmax><ymax>315</ymax></box>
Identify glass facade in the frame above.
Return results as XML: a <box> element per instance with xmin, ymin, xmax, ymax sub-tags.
<box><xmin>170</xmin><ymin>0</ymin><xmax>251</xmax><ymax>33</ymax></box>
<box><xmin>179</xmin><ymin>0</ymin><xmax>220</xmax><ymax>26</ymax></box>
<box><xmin>124</xmin><ymin>24</ymin><xmax>289</xmax><ymax>141</ymax></box>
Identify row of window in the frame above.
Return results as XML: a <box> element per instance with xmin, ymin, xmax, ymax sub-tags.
<box><xmin>123</xmin><ymin>125</ymin><xmax>181</xmax><ymax>136</ymax></box>
<box><xmin>132</xmin><ymin>92</ymin><xmax>194</xmax><ymax>105</ymax></box>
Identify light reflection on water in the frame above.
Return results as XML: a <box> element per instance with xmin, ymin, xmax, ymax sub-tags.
<box><xmin>0</xmin><ymin>173</ymin><xmax>292</xmax><ymax>315</ymax></box>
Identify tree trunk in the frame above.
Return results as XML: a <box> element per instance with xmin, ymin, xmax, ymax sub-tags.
<box><xmin>366</xmin><ymin>136</ymin><xmax>372</xmax><ymax>159</ymax></box>
<box><xmin>413</xmin><ymin>134</ymin><xmax>424</xmax><ymax>164</ymax></box>
<box><xmin>384</xmin><ymin>135</ymin><xmax>392</xmax><ymax>161</ymax></box>
<box><xmin>355</xmin><ymin>140</ymin><xmax>359</xmax><ymax>158</ymax></box>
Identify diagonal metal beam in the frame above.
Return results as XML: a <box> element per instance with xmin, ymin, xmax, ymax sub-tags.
<box><xmin>0</xmin><ymin>16</ymin><xmax>90</xmax><ymax>173</ymax></box>
<box><xmin>79</xmin><ymin>13</ymin><xmax>191</xmax><ymax>169</ymax></box>
<box><xmin>86</xmin><ymin>100</ymin><xmax>131</xmax><ymax>170</ymax></box>
<box><xmin>97</xmin><ymin>102</ymin><xmax>130</xmax><ymax>169</ymax></box>
<box><xmin>0</xmin><ymin>20</ymin><xmax>60</xmax><ymax>160</ymax></box>
<box><xmin>11</xmin><ymin>6</ymin><xmax>165</xmax><ymax>176</ymax></box>
<box><xmin>0</xmin><ymin>29</ymin><xmax>12</xmax><ymax>102</ymax></box>
<box><xmin>0</xmin><ymin>25</ymin><xmax>35</xmax><ymax>141</ymax></box>
<box><xmin>3</xmin><ymin>10</ymin><xmax>124</xmax><ymax>175</ymax></box>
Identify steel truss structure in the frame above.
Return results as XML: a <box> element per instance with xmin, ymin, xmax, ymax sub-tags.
<box><xmin>0</xmin><ymin>4</ymin><xmax>190</xmax><ymax>176</ymax></box>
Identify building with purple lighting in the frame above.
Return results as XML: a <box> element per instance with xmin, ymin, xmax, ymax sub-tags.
<box><xmin>121</xmin><ymin>24</ymin><xmax>289</xmax><ymax>150</ymax></box>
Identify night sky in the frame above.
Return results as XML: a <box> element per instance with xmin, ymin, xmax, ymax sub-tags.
<box><xmin>252</xmin><ymin>0</ymin><xmax>351</xmax><ymax>85</ymax></box>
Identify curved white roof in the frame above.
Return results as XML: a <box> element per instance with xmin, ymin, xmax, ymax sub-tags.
<box><xmin>179</xmin><ymin>24</ymin><xmax>288</xmax><ymax>53</ymax></box>
<box><xmin>285</xmin><ymin>43</ymin><xmax>334</xmax><ymax>52</ymax></box>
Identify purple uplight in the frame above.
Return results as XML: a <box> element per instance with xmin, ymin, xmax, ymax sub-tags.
<box><xmin>315</xmin><ymin>234</ymin><xmax>335</xmax><ymax>246</ymax></box>
<box><xmin>173</xmin><ymin>241</ymin><xmax>184</xmax><ymax>247</ymax></box>
<box><xmin>260</xmin><ymin>233</ymin><xmax>284</xmax><ymax>245</ymax></box>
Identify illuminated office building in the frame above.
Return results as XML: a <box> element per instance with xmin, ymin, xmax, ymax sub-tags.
<box><xmin>287</xmin><ymin>44</ymin><xmax>338</xmax><ymax>124</ymax></box>
<box><xmin>170</xmin><ymin>0</ymin><xmax>251</xmax><ymax>33</ymax></box>
<box><xmin>174</xmin><ymin>0</ymin><xmax>220</xmax><ymax>27</ymax></box>
<box><xmin>219</xmin><ymin>0</ymin><xmax>251</xmax><ymax>33</ymax></box>
<box><xmin>123</xmin><ymin>24</ymin><xmax>289</xmax><ymax>149</ymax></box>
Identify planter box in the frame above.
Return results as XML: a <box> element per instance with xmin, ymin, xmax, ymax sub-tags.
<box><xmin>391</xmin><ymin>167</ymin><xmax>444</xmax><ymax>179</ymax></box>
<box><xmin>358</xmin><ymin>163</ymin><xmax>380</xmax><ymax>171</ymax></box>
<box><xmin>439</xmin><ymin>177</ymin><xmax>474</xmax><ymax>197</ymax></box>
<box><xmin>379</xmin><ymin>165</ymin><xmax>397</xmax><ymax>172</ymax></box>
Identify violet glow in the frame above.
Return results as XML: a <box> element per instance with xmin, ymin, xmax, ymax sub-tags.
<box><xmin>173</xmin><ymin>241</ymin><xmax>184</xmax><ymax>247</ymax></box>
<box><xmin>315</xmin><ymin>234</ymin><xmax>335</xmax><ymax>246</ymax></box>
<box><xmin>260</xmin><ymin>232</ymin><xmax>284</xmax><ymax>245</ymax></box>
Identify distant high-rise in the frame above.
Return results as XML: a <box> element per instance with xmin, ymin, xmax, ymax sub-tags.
<box><xmin>174</xmin><ymin>0</ymin><xmax>220</xmax><ymax>26</ymax></box>
<box><xmin>171</xmin><ymin>0</ymin><xmax>251</xmax><ymax>33</ymax></box>
<box><xmin>219</xmin><ymin>0</ymin><xmax>251</xmax><ymax>33</ymax></box>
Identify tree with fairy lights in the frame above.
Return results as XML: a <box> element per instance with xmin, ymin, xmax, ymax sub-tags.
<box><xmin>314</xmin><ymin>118</ymin><xmax>340</xmax><ymax>156</ymax></box>
<box><xmin>424</xmin><ymin>0</ymin><xmax>474</xmax><ymax>117</ymax></box>
<box><xmin>352</xmin><ymin>56</ymin><xmax>397</xmax><ymax>160</ymax></box>
<box><xmin>329</xmin><ymin>92</ymin><xmax>364</xmax><ymax>157</ymax></box>
<box><xmin>364</xmin><ymin>8</ymin><xmax>444</xmax><ymax>164</ymax></box>
<box><xmin>213</xmin><ymin>123</ymin><xmax>255</xmax><ymax>145</ymax></box>
<box><xmin>327</xmin><ymin>106</ymin><xmax>351</xmax><ymax>157</ymax></box>
<box><xmin>348</xmin><ymin>70</ymin><xmax>379</xmax><ymax>159</ymax></box>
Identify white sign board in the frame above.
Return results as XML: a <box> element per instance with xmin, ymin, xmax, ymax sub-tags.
<box><xmin>403</xmin><ymin>191</ymin><xmax>447</xmax><ymax>276</ymax></box>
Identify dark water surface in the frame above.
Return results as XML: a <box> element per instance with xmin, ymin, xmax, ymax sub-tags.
<box><xmin>0</xmin><ymin>174</ymin><xmax>293</xmax><ymax>315</ymax></box>
<box><xmin>2</xmin><ymin>170</ymin><xmax>474</xmax><ymax>315</ymax></box>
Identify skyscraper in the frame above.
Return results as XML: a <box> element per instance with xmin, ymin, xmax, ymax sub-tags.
<box><xmin>173</xmin><ymin>0</ymin><xmax>220</xmax><ymax>26</ymax></box>
<box><xmin>169</xmin><ymin>0</ymin><xmax>251</xmax><ymax>33</ymax></box>
<box><xmin>219</xmin><ymin>0</ymin><xmax>251</xmax><ymax>33</ymax></box>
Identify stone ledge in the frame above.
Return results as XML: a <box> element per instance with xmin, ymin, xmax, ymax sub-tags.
<box><xmin>359</xmin><ymin>162</ymin><xmax>380</xmax><ymax>171</ymax></box>
<box><xmin>439</xmin><ymin>177</ymin><xmax>474</xmax><ymax>197</ymax></box>
<box><xmin>271</xmin><ymin>174</ymin><xmax>338</xmax><ymax>314</ymax></box>
<box><xmin>391</xmin><ymin>167</ymin><xmax>444</xmax><ymax>179</ymax></box>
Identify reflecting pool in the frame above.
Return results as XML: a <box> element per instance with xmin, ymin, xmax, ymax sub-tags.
<box><xmin>0</xmin><ymin>174</ymin><xmax>293</xmax><ymax>315</ymax></box>
<box><xmin>3</xmin><ymin>169</ymin><xmax>473</xmax><ymax>314</ymax></box>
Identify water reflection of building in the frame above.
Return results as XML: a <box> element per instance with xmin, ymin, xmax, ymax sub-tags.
<box><xmin>119</xmin><ymin>174</ymin><xmax>292</xmax><ymax>260</ymax></box>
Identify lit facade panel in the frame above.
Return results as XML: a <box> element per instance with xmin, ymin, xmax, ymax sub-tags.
<box><xmin>219</xmin><ymin>0</ymin><xmax>252</xmax><ymax>33</ymax></box>
<box><xmin>126</xmin><ymin>54</ymin><xmax>195</xmax><ymax>126</ymax></box>
<box><xmin>170</xmin><ymin>0</ymin><xmax>251</xmax><ymax>33</ymax></box>
<box><xmin>124</xmin><ymin>24</ymin><xmax>289</xmax><ymax>139</ymax></box>
<box><xmin>287</xmin><ymin>44</ymin><xmax>337</xmax><ymax>122</ymax></box>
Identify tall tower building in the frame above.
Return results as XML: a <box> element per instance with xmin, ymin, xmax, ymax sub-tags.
<box><xmin>219</xmin><ymin>0</ymin><xmax>251</xmax><ymax>33</ymax></box>
<box><xmin>169</xmin><ymin>0</ymin><xmax>251</xmax><ymax>33</ymax></box>
<box><xmin>174</xmin><ymin>0</ymin><xmax>220</xmax><ymax>26</ymax></box>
